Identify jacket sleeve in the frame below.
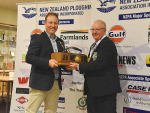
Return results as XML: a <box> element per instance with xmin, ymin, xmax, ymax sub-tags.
<box><xmin>26</xmin><ymin>34</ymin><xmax>49</xmax><ymax>70</ymax></box>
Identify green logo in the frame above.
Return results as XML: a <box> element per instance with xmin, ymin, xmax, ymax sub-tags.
<box><xmin>76</xmin><ymin>96</ymin><xmax>87</xmax><ymax>110</ymax></box>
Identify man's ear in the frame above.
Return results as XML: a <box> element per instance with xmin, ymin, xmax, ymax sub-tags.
<box><xmin>104</xmin><ymin>28</ymin><xmax>106</xmax><ymax>33</ymax></box>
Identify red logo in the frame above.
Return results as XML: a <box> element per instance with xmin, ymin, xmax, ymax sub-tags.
<box><xmin>18</xmin><ymin>77</ymin><xmax>29</xmax><ymax>84</ymax></box>
<box><xmin>16</xmin><ymin>96</ymin><xmax>28</xmax><ymax>104</ymax></box>
<box><xmin>108</xmin><ymin>25</ymin><xmax>126</xmax><ymax>43</ymax></box>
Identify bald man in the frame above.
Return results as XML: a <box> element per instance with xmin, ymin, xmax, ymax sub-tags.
<box><xmin>69</xmin><ymin>20</ymin><xmax>122</xmax><ymax>113</ymax></box>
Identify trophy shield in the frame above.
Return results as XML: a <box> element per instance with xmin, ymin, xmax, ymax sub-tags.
<box><xmin>51</xmin><ymin>42</ymin><xmax>87</xmax><ymax>65</ymax></box>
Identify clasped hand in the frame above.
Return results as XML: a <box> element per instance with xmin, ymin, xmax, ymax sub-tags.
<box><xmin>49</xmin><ymin>59</ymin><xmax>58</xmax><ymax>68</ymax></box>
<box><xmin>65</xmin><ymin>62</ymin><xmax>78</xmax><ymax>71</ymax></box>
<box><xmin>49</xmin><ymin>59</ymin><xmax>78</xmax><ymax>71</ymax></box>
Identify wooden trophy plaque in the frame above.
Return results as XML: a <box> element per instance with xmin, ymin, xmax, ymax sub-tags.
<box><xmin>51</xmin><ymin>52</ymin><xmax>87</xmax><ymax>65</ymax></box>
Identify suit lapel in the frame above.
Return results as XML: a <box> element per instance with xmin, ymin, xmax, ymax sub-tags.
<box><xmin>56</xmin><ymin>40</ymin><xmax>63</xmax><ymax>52</ymax></box>
<box><xmin>88</xmin><ymin>37</ymin><xmax>108</xmax><ymax>62</ymax></box>
<box><xmin>43</xmin><ymin>31</ymin><xmax>54</xmax><ymax>53</ymax></box>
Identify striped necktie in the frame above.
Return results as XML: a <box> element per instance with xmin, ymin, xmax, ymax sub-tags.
<box><xmin>88</xmin><ymin>42</ymin><xmax>96</xmax><ymax>61</ymax></box>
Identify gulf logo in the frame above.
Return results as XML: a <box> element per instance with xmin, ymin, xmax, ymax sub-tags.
<box><xmin>30</xmin><ymin>29</ymin><xmax>42</xmax><ymax>38</ymax></box>
<box><xmin>108</xmin><ymin>25</ymin><xmax>126</xmax><ymax>44</ymax></box>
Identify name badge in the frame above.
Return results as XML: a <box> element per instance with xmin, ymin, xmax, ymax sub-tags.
<box><xmin>92</xmin><ymin>52</ymin><xmax>97</xmax><ymax>61</ymax></box>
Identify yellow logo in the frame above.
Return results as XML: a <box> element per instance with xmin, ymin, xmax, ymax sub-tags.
<box><xmin>22</xmin><ymin>54</ymin><xmax>26</xmax><ymax>63</ymax></box>
<box><xmin>75</xmin><ymin>56</ymin><xmax>80</xmax><ymax>62</ymax></box>
<box><xmin>146</xmin><ymin>55</ymin><xmax>150</xmax><ymax>67</ymax></box>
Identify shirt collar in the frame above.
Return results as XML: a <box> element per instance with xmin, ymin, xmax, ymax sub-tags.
<box><xmin>45</xmin><ymin>30</ymin><xmax>57</xmax><ymax>41</ymax></box>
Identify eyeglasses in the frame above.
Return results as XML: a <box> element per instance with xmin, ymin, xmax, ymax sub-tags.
<box><xmin>90</xmin><ymin>28</ymin><xmax>105</xmax><ymax>32</ymax></box>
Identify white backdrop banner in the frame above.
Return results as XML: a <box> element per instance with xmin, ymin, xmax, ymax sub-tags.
<box><xmin>91</xmin><ymin>0</ymin><xmax>150</xmax><ymax>113</ymax></box>
<box><xmin>10</xmin><ymin>1</ymin><xmax>92</xmax><ymax>113</ymax></box>
<box><xmin>10</xmin><ymin>0</ymin><xmax>150</xmax><ymax>113</ymax></box>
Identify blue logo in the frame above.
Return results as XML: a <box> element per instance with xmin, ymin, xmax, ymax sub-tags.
<box><xmin>17</xmin><ymin>106</ymin><xmax>25</xmax><ymax>109</ymax></box>
<box><xmin>39</xmin><ymin>19</ymin><xmax>74</xmax><ymax>25</ymax></box>
<box><xmin>124</xmin><ymin>96</ymin><xmax>132</xmax><ymax>104</ymax></box>
<box><xmin>22</xmin><ymin>7</ymin><xmax>37</xmax><ymax>18</ymax></box>
<box><xmin>58</xmin><ymin>97</ymin><xmax>65</xmax><ymax>103</ymax></box>
<box><xmin>97</xmin><ymin>0</ymin><xmax>116</xmax><ymax>13</ymax></box>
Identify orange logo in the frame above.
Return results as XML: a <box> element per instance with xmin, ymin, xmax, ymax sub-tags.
<box><xmin>108</xmin><ymin>25</ymin><xmax>126</xmax><ymax>43</ymax></box>
<box><xmin>31</xmin><ymin>29</ymin><xmax>42</xmax><ymax>37</ymax></box>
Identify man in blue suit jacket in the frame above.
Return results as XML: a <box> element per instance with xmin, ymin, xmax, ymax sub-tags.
<box><xmin>25</xmin><ymin>12</ymin><xmax>68</xmax><ymax>113</ymax></box>
<box><xmin>69</xmin><ymin>20</ymin><xmax>122</xmax><ymax>113</ymax></box>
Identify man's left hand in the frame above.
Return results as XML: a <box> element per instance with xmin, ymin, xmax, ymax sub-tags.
<box><xmin>69</xmin><ymin>62</ymin><xmax>78</xmax><ymax>70</ymax></box>
<box><xmin>65</xmin><ymin>65</ymin><xmax>74</xmax><ymax>71</ymax></box>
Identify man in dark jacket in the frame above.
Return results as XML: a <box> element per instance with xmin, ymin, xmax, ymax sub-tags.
<box><xmin>25</xmin><ymin>12</ymin><xmax>68</xmax><ymax>113</ymax></box>
<box><xmin>69</xmin><ymin>20</ymin><xmax>122</xmax><ymax>113</ymax></box>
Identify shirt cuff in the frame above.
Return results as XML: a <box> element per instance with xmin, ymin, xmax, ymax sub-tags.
<box><xmin>77</xmin><ymin>64</ymin><xmax>79</xmax><ymax>71</ymax></box>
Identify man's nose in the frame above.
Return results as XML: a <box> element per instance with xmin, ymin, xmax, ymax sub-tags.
<box><xmin>51</xmin><ymin>23</ymin><xmax>55</xmax><ymax>27</ymax></box>
<box><xmin>93</xmin><ymin>30</ymin><xmax>96</xmax><ymax>33</ymax></box>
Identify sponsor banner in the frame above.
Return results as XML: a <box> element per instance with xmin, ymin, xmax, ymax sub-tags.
<box><xmin>117</xmin><ymin>94</ymin><xmax>150</xmax><ymax>112</ymax></box>
<box><xmin>119</xmin><ymin>12</ymin><xmax>150</xmax><ymax>20</ymax></box>
<box><xmin>124</xmin><ymin>96</ymin><xmax>150</xmax><ymax>109</ymax></box>
<box><xmin>123</xmin><ymin>107</ymin><xmax>149</xmax><ymax>113</ymax></box>
<box><xmin>39</xmin><ymin>19</ymin><xmax>74</xmax><ymax>25</ymax></box>
<box><xmin>119</xmin><ymin>74</ymin><xmax>150</xmax><ymax>82</ymax></box>
<box><xmin>91</xmin><ymin>0</ymin><xmax>150</xmax><ymax>112</ymax></box>
<box><xmin>11</xmin><ymin>0</ymin><xmax>150</xmax><ymax>113</ymax></box>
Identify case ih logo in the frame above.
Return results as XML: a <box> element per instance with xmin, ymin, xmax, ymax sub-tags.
<box><xmin>18</xmin><ymin>77</ymin><xmax>29</xmax><ymax>84</ymax></box>
<box><xmin>16</xmin><ymin>96</ymin><xmax>28</xmax><ymax>104</ymax></box>
<box><xmin>108</xmin><ymin>25</ymin><xmax>126</xmax><ymax>44</ymax></box>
